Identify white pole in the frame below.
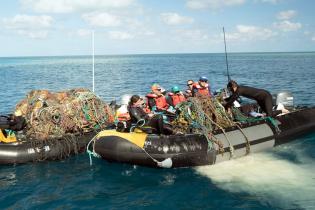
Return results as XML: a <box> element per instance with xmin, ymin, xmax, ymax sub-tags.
<box><xmin>92</xmin><ymin>30</ymin><xmax>95</xmax><ymax>92</ymax></box>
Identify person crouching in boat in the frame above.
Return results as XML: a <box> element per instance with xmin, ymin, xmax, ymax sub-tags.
<box><xmin>167</xmin><ymin>86</ymin><xmax>186</xmax><ymax>107</ymax></box>
<box><xmin>192</xmin><ymin>76</ymin><xmax>212</xmax><ymax>97</ymax></box>
<box><xmin>128</xmin><ymin>95</ymin><xmax>174</xmax><ymax>135</ymax></box>
<box><xmin>224</xmin><ymin>80</ymin><xmax>289</xmax><ymax>117</ymax></box>
<box><xmin>146</xmin><ymin>84</ymin><xmax>169</xmax><ymax>112</ymax></box>
<box><xmin>184</xmin><ymin>80</ymin><xmax>194</xmax><ymax>98</ymax></box>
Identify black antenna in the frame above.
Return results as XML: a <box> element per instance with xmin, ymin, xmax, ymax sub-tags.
<box><xmin>223</xmin><ymin>27</ymin><xmax>231</xmax><ymax>82</ymax></box>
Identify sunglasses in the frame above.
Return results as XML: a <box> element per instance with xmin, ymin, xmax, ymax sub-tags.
<box><xmin>200</xmin><ymin>80</ymin><xmax>208</xmax><ymax>82</ymax></box>
<box><xmin>187</xmin><ymin>83</ymin><xmax>193</xmax><ymax>86</ymax></box>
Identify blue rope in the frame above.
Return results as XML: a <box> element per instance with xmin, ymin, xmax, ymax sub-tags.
<box><xmin>86</xmin><ymin>136</ymin><xmax>100</xmax><ymax>166</ymax></box>
<box><xmin>87</xmin><ymin>149</ymin><xmax>100</xmax><ymax>166</ymax></box>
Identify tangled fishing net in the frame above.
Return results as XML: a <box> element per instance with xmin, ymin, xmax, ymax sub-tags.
<box><xmin>171</xmin><ymin>95</ymin><xmax>235</xmax><ymax>134</ymax></box>
<box><xmin>169</xmin><ymin>96</ymin><xmax>240</xmax><ymax>152</ymax></box>
<box><xmin>15</xmin><ymin>88</ymin><xmax>114</xmax><ymax>141</ymax></box>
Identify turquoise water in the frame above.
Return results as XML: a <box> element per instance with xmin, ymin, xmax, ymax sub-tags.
<box><xmin>1</xmin><ymin>53</ymin><xmax>315</xmax><ymax>209</ymax></box>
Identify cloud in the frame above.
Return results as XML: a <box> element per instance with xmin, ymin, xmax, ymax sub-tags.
<box><xmin>273</xmin><ymin>20</ymin><xmax>302</xmax><ymax>32</ymax></box>
<box><xmin>17</xmin><ymin>30</ymin><xmax>48</xmax><ymax>39</ymax></box>
<box><xmin>175</xmin><ymin>29</ymin><xmax>209</xmax><ymax>40</ymax></box>
<box><xmin>277</xmin><ymin>10</ymin><xmax>297</xmax><ymax>20</ymax></box>
<box><xmin>1</xmin><ymin>14</ymin><xmax>53</xmax><ymax>38</ymax></box>
<box><xmin>2</xmin><ymin>14</ymin><xmax>53</xmax><ymax>29</ymax></box>
<box><xmin>186</xmin><ymin>0</ymin><xmax>245</xmax><ymax>10</ymax></box>
<box><xmin>226</xmin><ymin>25</ymin><xmax>277</xmax><ymax>41</ymax></box>
<box><xmin>82</xmin><ymin>12</ymin><xmax>122</xmax><ymax>27</ymax></box>
<box><xmin>142</xmin><ymin>31</ymin><xmax>155</xmax><ymax>36</ymax></box>
<box><xmin>77</xmin><ymin>28</ymin><xmax>92</xmax><ymax>37</ymax></box>
<box><xmin>312</xmin><ymin>36</ymin><xmax>315</xmax><ymax>42</ymax></box>
<box><xmin>21</xmin><ymin>0</ymin><xmax>135</xmax><ymax>13</ymax></box>
<box><xmin>160</xmin><ymin>13</ymin><xmax>194</xmax><ymax>25</ymax></box>
<box><xmin>304</xmin><ymin>31</ymin><xmax>310</xmax><ymax>35</ymax></box>
<box><xmin>108</xmin><ymin>31</ymin><xmax>134</xmax><ymax>40</ymax></box>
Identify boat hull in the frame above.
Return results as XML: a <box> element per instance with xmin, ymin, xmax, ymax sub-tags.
<box><xmin>0</xmin><ymin>132</ymin><xmax>96</xmax><ymax>164</ymax></box>
<box><xmin>94</xmin><ymin>107</ymin><xmax>315</xmax><ymax>168</ymax></box>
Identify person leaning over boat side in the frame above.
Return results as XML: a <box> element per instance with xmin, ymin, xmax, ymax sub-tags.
<box><xmin>192</xmin><ymin>76</ymin><xmax>212</xmax><ymax>97</ymax></box>
<box><xmin>167</xmin><ymin>86</ymin><xmax>186</xmax><ymax>107</ymax></box>
<box><xmin>184</xmin><ymin>80</ymin><xmax>194</xmax><ymax>98</ymax></box>
<box><xmin>128</xmin><ymin>95</ymin><xmax>173</xmax><ymax>135</ymax></box>
<box><xmin>146</xmin><ymin>83</ymin><xmax>169</xmax><ymax>112</ymax></box>
<box><xmin>224</xmin><ymin>80</ymin><xmax>289</xmax><ymax>117</ymax></box>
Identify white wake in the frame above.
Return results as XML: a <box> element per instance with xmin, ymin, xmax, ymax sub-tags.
<box><xmin>195</xmin><ymin>147</ymin><xmax>315</xmax><ymax>209</ymax></box>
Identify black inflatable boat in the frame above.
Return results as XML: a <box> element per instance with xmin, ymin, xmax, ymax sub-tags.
<box><xmin>90</xmin><ymin>107</ymin><xmax>315</xmax><ymax>168</ymax></box>
<box><xmin>0</xmin><ymin>132</ymin><xmax>96</xmax><ymax>164</ymax></box>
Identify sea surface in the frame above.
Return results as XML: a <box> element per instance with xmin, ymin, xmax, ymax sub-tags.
<box><xmin>0</xmin><ymin>53</ymin><xmax>315</xmax><ymax>209</ymax></box>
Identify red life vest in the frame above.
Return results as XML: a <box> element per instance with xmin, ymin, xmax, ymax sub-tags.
<box><xmin>168</xmin><ymin>92</ymin><xmax>186</xmax><ymax>106</ymax></box>
<box><xmin>193</xmin><ymin>83</ymin><xmax>211</xmax><ymax>97</ymax></box>
<box><xmin>143</xmin><ymin>106</ymin><xmax>151</xmax><ymax>114</ymax></box>
<box><xmin>146</xmin><ymin>93</ymin><xmax>169</xmax><ymax>110</ymax></box>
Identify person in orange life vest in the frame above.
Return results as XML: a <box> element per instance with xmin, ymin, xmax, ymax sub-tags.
<box><xmin>128</xmin><ymin>95</ymin><xmax>173</xmax><ymax>135</ymax></box>
<box><xmin>192</xmin><ymin>76</ymin><xmax>212</xmax><ymax>97</ymax></box>
<box><xmin>184</xmin><ymin>80</ymin><xmax>194</xmax><ymax>98</ymax></box>
<box><xmin>167</xmin><ymin>86</ymin><xmax>186</xmax><ymax>107</ymax></box>
<box><xmin>146</xmin><ymin>83</ymin><xmax>169</xmax><ymax>112</ymax></box>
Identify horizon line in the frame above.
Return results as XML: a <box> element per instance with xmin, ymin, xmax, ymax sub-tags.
<box><xmin>1</xmin><ymin>50</ymin><xmax>315</xmax><ymax>59</ymax></box>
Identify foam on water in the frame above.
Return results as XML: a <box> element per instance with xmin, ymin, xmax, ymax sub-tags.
<box><xmin>195</xmin><ymin>147</ymin><xmax>315</xmax><ymax>209</ymax></box>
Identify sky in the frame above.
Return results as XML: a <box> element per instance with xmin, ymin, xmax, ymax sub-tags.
<box><xmin>0</xmin><ymin>0</ymin><xmax>314</xmax><ymax>57</ymax></box>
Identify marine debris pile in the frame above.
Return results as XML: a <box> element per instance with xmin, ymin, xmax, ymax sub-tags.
<box><xmin>171</xmin><ymin>95</ymin><xmax>242</xmax><ymax>134</ymax></box>
<box><xmin>15</xmin><ymin>88</ymin><xmax>114</xmax><ymax>140</ymax></box>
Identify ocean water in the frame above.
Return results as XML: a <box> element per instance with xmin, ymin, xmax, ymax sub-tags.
<box><xmin>0</xmin><ymin>53</ymin><xmax>315</xmax><ymax>209</ymax></box>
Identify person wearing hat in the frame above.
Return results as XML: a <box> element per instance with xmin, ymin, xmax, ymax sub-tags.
<box><xmin>167</xmin><ymin>86</ymin><xmax>186</xmax><ymax>107</ymax></box>
<box><xmin>146</xmin><ymin>83</ymin><xmax>169</xmax><ymax>112</ymax></box>
<box><xmin>224</xmin><ymin>80</ymin><xmax>289</xmax><ymax>117</ymax></box>
<box><xmin>184</xmin><ymin>80</ymin><xmax>194</xmax><ymax>98</ymax></box>
<box><xmin>192</xmin><ymin>76</ymin><xmax>212</xmax><ymax>97</ymax></box>
<box><xmin>127</xmin><ymin>95</ymin><xmax>173</xmax><ymax>134</ymax></box>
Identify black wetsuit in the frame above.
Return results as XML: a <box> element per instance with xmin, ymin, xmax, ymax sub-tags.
<box><xmin>0</xmin><ymin>115</ymin><xmax>26</xmax><ymax>131</ymax></box>
<box><xmin>224</xmin><ymin>85</ymin><xmax>281</xmax><ymax>117</ymax></box>
<box><xmin>128</xmin><ymin>106</ymin><xmax>172</xmax><ymax>134</ymax></box>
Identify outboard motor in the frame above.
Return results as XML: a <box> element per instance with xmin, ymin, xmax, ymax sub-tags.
<box><xmin>273</xmin><ymin>91</ymin><xmax>294</xmax><ymax>108</ymax></box>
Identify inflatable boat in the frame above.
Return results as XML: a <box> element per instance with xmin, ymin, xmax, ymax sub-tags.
<box><xmin>0</xmin><ymin>111</ymin><xmax>113</xmax><ymax>164</ymax></box>
<box><xmin>0</xmin><ymin>132</ymin><xmax>96</xmax><ymax>164</ymax></box>
<box><xmin>90</xmin><ymin>107</ymin><xmax>315</xmax><ymax>168</ymax></box>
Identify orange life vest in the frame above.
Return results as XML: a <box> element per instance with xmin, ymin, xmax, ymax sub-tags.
<box><xmin>117</xmin><ymin>112</ymin><xmax>131</xmax><ymax>121</ymax></box>
<box><xmin>146</xmin><ymin>93</ymin><xmax>169</xmax><ymax>111</ymax></box>
<box><xmin>168</xmin><ymin>93</ymin><xmax>186</xmax><ymax>106</ymax></box>
<box><xmin>193</xmin><ymin>83</ymin><xmax>211</xmax><ymax>97</ymax></box>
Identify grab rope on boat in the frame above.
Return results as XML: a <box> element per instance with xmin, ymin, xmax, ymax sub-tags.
<box><xmin>172</xmin><ymin>97</ymin><xmax>235</xmax><ymax>158</ymax></box>
<box><xmin>171</xmin><ymin>96</ymin><xmax>285</xmax><ymax>158</ymax></box>
<box><xmin>233</xmin><ymin>122</ymin><xmax>251</xmax><ymax>155</ymax></box>
<box><xmin>86</xmin><ymin>133</ymin><xmax>172</xmax><ymax>168</ymax></box>
<box><xmin>86</xmin><ymin>135</ymin><xmax>101</xmax><ymax>166</ymax></box>
<box><xmin>139</xmin><ymin>147</ymin><xmax>172</xmax><ymax>168</ymax></box>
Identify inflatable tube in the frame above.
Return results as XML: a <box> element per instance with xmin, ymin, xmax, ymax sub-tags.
<box><xmin>93</xmin><ymin>107</ymin><xmax>315</xmax><ymax>168</ymax></box>
<box><xmin>0</xmin><ymin>132</ymin><xmax>96</xmax><ymax>164</ymax></box>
